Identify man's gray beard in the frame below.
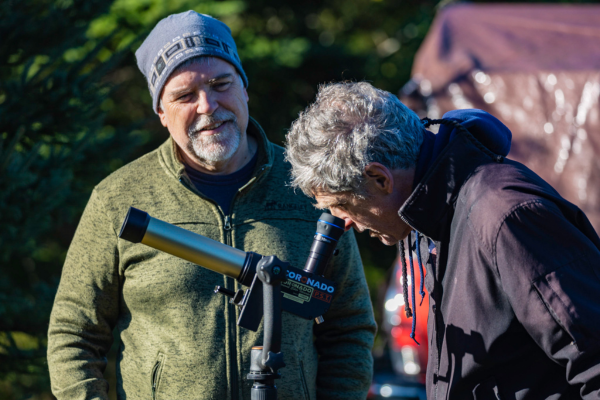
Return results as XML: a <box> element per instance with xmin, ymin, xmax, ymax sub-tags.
<box><xmin>186</xmin><ymin>111</ymin><xmax>241</xmax><ymax>164</ymax></box>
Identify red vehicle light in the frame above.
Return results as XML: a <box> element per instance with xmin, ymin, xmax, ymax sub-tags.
<box><xmin>383</xmin><ymin>255</ymin><xmax>429</xmax><ymax>384</ymax></box>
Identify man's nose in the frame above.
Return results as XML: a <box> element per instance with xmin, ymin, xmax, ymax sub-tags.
<box><xmin>342</xmin><ymin>218</ymin><xmax>354</xmax><ymax>231</ymax></box>
<box><xmin>330</xmin><ymin>209</ymin><xmax>354</xmax><ymax>232</ymax></box>
<box><xmin>196</xmin><ymin>91</ymin><xmax>218</xmax><ymax>114</ymax></box>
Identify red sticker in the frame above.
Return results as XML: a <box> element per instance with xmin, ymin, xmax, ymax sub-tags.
<box><xmin>312</xmin><ymin>290</ymin><xmax>332</xmax><ymax>303</ymax></box>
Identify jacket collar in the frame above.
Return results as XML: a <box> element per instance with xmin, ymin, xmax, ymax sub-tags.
<box><xmin>399</xmin><ymin>129</ymin><xmax>503</xmax><ymax>241</ymax></box>
<box><xmin>157</xmin><ymin>116</ymin><xmax>274</xmax><ymax>181</ymax></box>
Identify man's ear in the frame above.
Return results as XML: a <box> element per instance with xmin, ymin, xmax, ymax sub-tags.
<box><xmin>364</xmin><ymin>163</ymin><xmax>394</xmax><ymax>194</ymax></box>
<box><xmin>158</xmin><ymin>100</ymin><xmax>169</xmax><ymax>128</ymax></box>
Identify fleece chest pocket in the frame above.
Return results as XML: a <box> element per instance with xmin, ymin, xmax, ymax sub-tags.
<box><xmin>532</xmin><ymin>256</ymin><xmax>600</xmax><ymax>352</ymax></box>
<box><xmin>151</xmin><ymin>352</ymin><xmax>166</xmax><ymax>400</ymax></box>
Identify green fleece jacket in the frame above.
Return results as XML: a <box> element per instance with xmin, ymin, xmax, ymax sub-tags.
<box><xmin>47</xmin><ymin>119</ymin><xmax>376</xmax><ymax>400</ymax></box>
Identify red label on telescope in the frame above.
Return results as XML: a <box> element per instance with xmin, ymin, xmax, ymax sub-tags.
<box><xmin>312</xmin><ymin>289</ymin><xmax>332</xmax><ymax>303</ymax></box>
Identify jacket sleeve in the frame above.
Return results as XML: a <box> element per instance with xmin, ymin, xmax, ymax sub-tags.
<box><xmin>313</xmin><ymin>229</ymin><xmax>377</xmax><ymax>400</ymax></box>
<box><xmin>47</xmin><ymin>188</ymin><xmax>120</xmax><ymax>400</ymax></box>
<box><xmin>494</xmin><ymin>199</ymin><xmax>600</xmax><ymax>399</ymax></box>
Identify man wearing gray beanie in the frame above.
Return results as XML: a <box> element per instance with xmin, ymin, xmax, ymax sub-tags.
<box><xmin>47</xmin><ymin>11</ymin><xmax>376</xmax><ymax>400</ymax></box>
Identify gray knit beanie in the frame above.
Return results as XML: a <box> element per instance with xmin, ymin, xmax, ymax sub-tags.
<box><xmin>135</xmin><ymin>11</ymin><xmax>248</xmax><ymax>114</ymax></box>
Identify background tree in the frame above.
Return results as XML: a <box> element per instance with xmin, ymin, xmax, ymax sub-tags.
<box><xmin>0</xmin><ymin>1</ymin><xmax>140</xmax><ymax>398</ymax></box>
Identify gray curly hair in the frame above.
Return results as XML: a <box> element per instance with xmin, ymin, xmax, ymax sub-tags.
<box><xmin>285</xmin><ymin>81</ymin><xmax>424</xmax><ymax>196</ymax></box>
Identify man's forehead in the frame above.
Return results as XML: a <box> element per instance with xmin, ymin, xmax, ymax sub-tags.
<box><xmin>313</xmin><ymin>190</ymin><xmax>351</xmax><ymax>209</ymax></box>
<box><xmin>166</xmin><ymin>58</ymin><xmax>236</xmax><ymax>85</ymax></box>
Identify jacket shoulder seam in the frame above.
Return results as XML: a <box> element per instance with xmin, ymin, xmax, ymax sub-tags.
<box><xmin>90</xmin><ymin>187</ymin><xmax>119</xmax><ymax>238</ymax></box>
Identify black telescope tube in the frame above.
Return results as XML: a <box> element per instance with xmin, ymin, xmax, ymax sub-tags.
<box><xmin>119</xmin><ymin>207</ymin><xmax>252</xmax><ymax>282</ymax></box>
<box><xmin>303</xmin><ymin>213</ymin><xmax>345</xmax><ymax>276</ymax></box>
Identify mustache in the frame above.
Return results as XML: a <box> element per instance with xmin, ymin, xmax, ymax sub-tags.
<box><xmin>188</xmin><ymin>110</ymin><xmax>237</xmax><ymax>136</ymax></box>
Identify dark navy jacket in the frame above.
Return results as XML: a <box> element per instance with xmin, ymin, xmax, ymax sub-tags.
<box><xmin>402</xmin><ymin>110</ymin><xmax>600</xmax><ymax>399</ymax></box>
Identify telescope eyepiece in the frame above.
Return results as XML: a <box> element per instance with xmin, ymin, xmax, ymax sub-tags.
<box><xmin>315</xmin><ymin>213</ymin><xmax>345</xmax><ymax>242</ymax></box>
<box><xmin>303</xmin><ymin>213</ymin><xmax>345</xmax><ymax>276</ymax></box>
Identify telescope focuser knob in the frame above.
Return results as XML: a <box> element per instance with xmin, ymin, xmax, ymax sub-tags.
<box><xmin>231</xmin><ymin>289</ymin><xmax>245</xmax><ymax>306</ymax></box>
<box><xmin>214</xmin><ymin>286</ymin><xmax>245</xmax><ymax>307</ymax></box>
<box><xmin>214</xmin><ymin>286</ymin><xmax>235</xmax><ymax>297</ymax></box>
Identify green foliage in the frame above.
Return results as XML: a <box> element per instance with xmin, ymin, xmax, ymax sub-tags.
<box><xmin>0</xmin><ymin>0</ymin><xmax>140</xmax><ymax>398</ymax></box>
<box><xmin>235</xmin><ymin>0</ymin><xmax>436</xmax><ymax>144</ymax></box>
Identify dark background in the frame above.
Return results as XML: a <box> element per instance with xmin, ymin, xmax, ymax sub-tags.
<box><xmin>1</xmin><ymin>0</ymin><xmax>595</xmax><ymax>398</ymax></box>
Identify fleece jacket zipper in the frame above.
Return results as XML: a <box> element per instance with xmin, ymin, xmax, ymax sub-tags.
<box><xmin>224</xmin><ymin>214</ymin><xmax>239</xmax><ymax>400</ymax></box>
<box><xmin>177</xmin><ymin>176</ymin><xmax>240</xmax><ymax>399</ymax></box>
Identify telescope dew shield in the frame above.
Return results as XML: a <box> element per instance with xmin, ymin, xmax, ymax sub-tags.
<box><xmin>119</xmin><ymin>207</ymin><xmax>247</xmax><ymax>280</ymax></box>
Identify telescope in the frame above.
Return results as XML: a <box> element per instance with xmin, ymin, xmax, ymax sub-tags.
<box><xmin>119</xmin><ymin>207</ymin><xmax>345</xmax><ymax>400</ymax></box>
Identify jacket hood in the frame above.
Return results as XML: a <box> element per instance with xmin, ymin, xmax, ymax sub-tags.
<box><xmin>414</xmin><ymin>109</ymin><xmax>512</xmax><ymax>187</ymax></box>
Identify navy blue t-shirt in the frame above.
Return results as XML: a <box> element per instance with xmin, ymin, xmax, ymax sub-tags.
<box><xmin>184</xmin><ymin>151</ymin><xmax>258</xmax><ymax>216</ymax></box>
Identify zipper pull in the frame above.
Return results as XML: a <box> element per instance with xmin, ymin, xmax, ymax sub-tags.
<box><xmin>151</xmin><ymin>360</ymin><xmax>161</xmax><ymax>400</ymax></box>
<box><xmin>224</xmin><ymin>215</ymin><xmax>232</xmax><ymax>231</ymax></box>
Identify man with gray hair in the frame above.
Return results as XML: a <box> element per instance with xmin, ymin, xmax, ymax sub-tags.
<box><xmin>286</xmin><ymin>81</ymin><xmax>600</xmax><ymax>399</ymax></box>
<box><xmin>47</xmin><ymin>13</ymin><xmax>376</xmax><ymax>400</ymax></box>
